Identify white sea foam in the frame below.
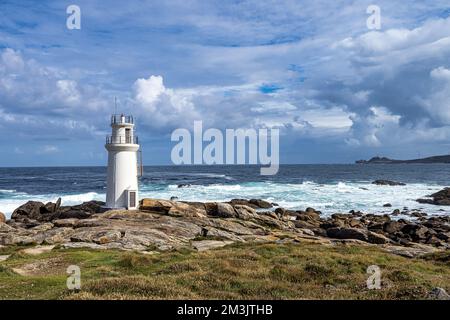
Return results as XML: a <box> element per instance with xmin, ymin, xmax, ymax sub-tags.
<box><xmin>1</xmin><ymin>182</ymin><xmax>449</xmax><ymax>219</ymax></box>
<box><xmin>0</xmin><ymin>189</ymin><xmax>16</xmax><ymax>193</ymax></box>
<box><xmin>141</xmin><ymin>181</ymin><xmax>449</xmax><ymax>217</ymax></box>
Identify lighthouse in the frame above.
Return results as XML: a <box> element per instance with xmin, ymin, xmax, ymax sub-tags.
<box><xmin>105</xmin><ymin>114</ymin><xmax>140</xmax><ymax>209</ymax></box>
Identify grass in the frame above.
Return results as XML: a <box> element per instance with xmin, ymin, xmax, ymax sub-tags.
<box><xmin>0</xmin><ymin>242</ymin><xmax>449</xmax><ymax>300</ymax></box>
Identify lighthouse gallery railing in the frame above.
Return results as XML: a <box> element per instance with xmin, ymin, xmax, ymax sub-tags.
<box><xmin>106</xmin><ymin>135</ymin><xmax>139</xmax><ymax>144</ymax></box>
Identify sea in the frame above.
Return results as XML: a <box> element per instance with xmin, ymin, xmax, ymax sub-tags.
<box><xmin>0</xmin><ymin>164</ymin><xmax>449</xmax><ymax>219</ymax></box>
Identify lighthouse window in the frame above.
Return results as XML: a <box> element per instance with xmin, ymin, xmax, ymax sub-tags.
<box><xmin>125</xmin><ymin>128</ymin><xmax>131</xmax><ymax>143</ymax></box>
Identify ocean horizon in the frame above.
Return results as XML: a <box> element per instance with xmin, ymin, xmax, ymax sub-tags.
<box><xmin>1</xmin><ymin>164</ymin><xmax>449</xmax><ymax>219</ymax></box>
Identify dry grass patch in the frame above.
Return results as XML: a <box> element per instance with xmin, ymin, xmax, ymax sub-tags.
<box><xmin>0</xmin><ymin>242</ymin><xmax>448</xmax><ymax>299</ymax></box>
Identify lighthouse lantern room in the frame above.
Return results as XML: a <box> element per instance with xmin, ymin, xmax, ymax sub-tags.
<box><xmin>105</xmin><ymin>114</ymin><xmax>140</xmax><ymax>210</ymax></box>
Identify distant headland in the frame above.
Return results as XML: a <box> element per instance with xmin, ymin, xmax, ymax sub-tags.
<box><xmin>356</xmin><ymin>154</ymin><xmax>450</xmax><ymax>164</ymax></box>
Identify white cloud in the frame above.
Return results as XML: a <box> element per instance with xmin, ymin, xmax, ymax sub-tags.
<box><xmin>38</xmin><ymin>145</ymin><xmax>59</xmax><ymax>154</ymax></box>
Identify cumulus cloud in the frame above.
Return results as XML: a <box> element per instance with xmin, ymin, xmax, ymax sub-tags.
<box><xmin>0</xmin><ymin>49</ymin><xmax>109</xmax><ymax>141</ymax></box>
<box><xmin>419</xmin><ymin>67</ymin><xmax>450</xmax><ymax>124</ymax></box>
<box><xmin>2</xmin><ymin>1</ymin><xmax>450</xmax><ymax>164</ymax></box>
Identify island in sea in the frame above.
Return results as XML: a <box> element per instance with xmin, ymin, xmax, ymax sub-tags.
<box><xmin>356</xmin><ymin>154</ymin><xmax>450</xmax><ymax>164</ymax></box>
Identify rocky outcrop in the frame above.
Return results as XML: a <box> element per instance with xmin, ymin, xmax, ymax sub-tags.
<box><xmin>0</xmin><ymin>212</ymin><xmax>5</xmax><ymax>223</ymax></box>
<box><xmin>11</xmin><ymin>199</ymin><xmax>105</xmax><ymax>222</ymax></box>
<box><xmin>417</xmin><ymin>187</ymin><xmax>450</xmax><ymax>206</ymax></box>
<box><xmin>0</xmin><ymin>198</ymin><xmax>300</xmax><ymax>252</ymax></box>
<box><xmin>372</xmin><ymin>180</ymin><xmax>406</xmax><ymax>186</ymax></box>
<box><xmin>1</xmin><ymin>198</ymin><xmax>448</xmax><ymax>257</ymax></box>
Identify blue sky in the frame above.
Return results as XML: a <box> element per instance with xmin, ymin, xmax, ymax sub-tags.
<box><xmin>1</xmin><ymin>0</ymin><xmax>450</xmax><ymax>166</ymax></box>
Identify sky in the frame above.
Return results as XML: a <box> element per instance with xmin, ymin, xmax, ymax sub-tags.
<box><xmin>0</xmin><ymin>0</ymin><xmax>450</xmax><ymax>166</ymax></box>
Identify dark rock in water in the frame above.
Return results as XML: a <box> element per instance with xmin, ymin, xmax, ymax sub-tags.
<box><xmin>271</xmin><ymin>202</ymin><xmax>279</xmax><ymax>207</ymax></box>
<box><xmin>411</xmin><ymin>211</ymin><xmax>427</xmax><ymax>218</ymax></box>
<box><xmin>170</xmin><ymin>196</ymin><xmax>179</xmax><ymax>201</ymax></box>
<box><xmin>326</xmin><ymin>227</ymin><xmax>368</xmax><ymax>241</ymax></box>
<box><xmin>348</xmin><ymin>210</ymin><xmax>364</xmax><ymax>216</ymax></box>
<box><xmin>391</xmin><ymin>209</ymin><xmax>401</xmax><ymax>215</ymax></box>
<box><xmin>361</xmin><ymin>214</ymin><xmax>391</xmax><ymax>225</ymax></box>
<box><xmin>249</xmin><ymin>199</ymin><xmax>273</xmax><ymax>209</ymax></box>
<box><xmin>11</xmin><ymin>201</ymin><xmax>46</xmax><ymax>221</ymax></box>
<box><xmin>417</xmin><ymin>187</ymin><xmax>450</xmax><ymax>206</ymax></box>
<box><xmin>177</xmin><ymin>184</ymin><xmax>191</xmax><ymax>188</ymax></box>
<box><xmin>306</xmin><ymin>207</ymin><xmax>321</xmax><ymax>215</ymax></box>
<box><xmin>383</xmin><ymin>203</ymin><xmax>392</xmax><ymax>207</ymax></box>
<box><xmin>372</xmin><ymin>180</ymin><xmax>406</xmax><ymax>186</ymax></box>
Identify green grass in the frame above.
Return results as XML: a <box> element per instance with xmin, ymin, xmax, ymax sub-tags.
<box><xmin>0</xmin><ymin>242</ymin><xmax>449</xmax><ymax>300</ymax></box>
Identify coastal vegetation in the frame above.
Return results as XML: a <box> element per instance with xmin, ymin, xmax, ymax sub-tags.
<box><xmin>0</xmin><ymin>242</ymin><xmax>449</xmax><ymax>299</ymax></box>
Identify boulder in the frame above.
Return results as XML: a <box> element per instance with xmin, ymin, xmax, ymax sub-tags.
<box><xmin>368</xmin><ymin>231</ymin><xmax>391</xmax><ymax>244</ymax></box>
<box><xmin>65</xmin><ymin>200</ymin><xmax>105</xmax><ymax>214</ymax></box>
<box><xmin>215</xmin><ymin>203</ymin><xmax>237</xmax><ymax>218</ymax></box>
<box><xmin>383</xmin><ymin>203</ymin><xmax>392</xmax><ymax>207</ymax></box>
<box><xmin>417</xmin><ymin>187</ymin><xmax>450</xmax><ymax>206</ymax></box>
<box><xmin>297</xmin><ymin>209</ymin><xmax>321</xmax><ymax>222</ymax></box>
<box><xmin>11</xmin><ymin>201</ymin><xmax>45</xmax><ymax>220</ymax></box>
<box><xmin>436</xmin><ymin>232</ymin><xmax>450</xmax><ymax>242</ymax></box>
<box><xmin>249</xmin><ymin>199</ymin><xmax>273</xmax><ymax>209</ymax></box>
<box><xmin>0</xmin><ymin>212</ymin><xmax>5</xmax><ymax>223</ymax></box>
<box><xmin>401</xmin><ymin>224</ymin><xmax>429</xmax><ymax>240</ymax></box>
<box><xmin>233</xmin><ymin>205</ymin><xmax>256</xmax><ymax>219</ymax></box>
<box><xmin>372</xmin><ymin>180</ymin><xmax>406</xmax><ymax>186</ymax></box>
<box><xmin>428</xmin><ymin>287</ymin><xmax>450</xmax><ymax>300</ymax></box>
<box><xmin>326</xmin><ymin>227</ymin><xmax>368</xmax><ymax>242</ymax></box>
<box><xmin>383</xmin><ymin>221</ymin><xmax>404</xmax><ymax>234</ymax></box>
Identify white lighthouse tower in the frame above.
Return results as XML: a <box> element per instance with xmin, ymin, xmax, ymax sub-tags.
<box><xmin>105</xmin><ymin>114</ymin><xmax>140</xmax><ymax>209</ymax></box>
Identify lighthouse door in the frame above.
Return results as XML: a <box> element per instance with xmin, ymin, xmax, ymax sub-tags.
<box><xmin>127</xmin><ymin>190</ymin><xmax>137</xmax><ymax>209</ymax></box>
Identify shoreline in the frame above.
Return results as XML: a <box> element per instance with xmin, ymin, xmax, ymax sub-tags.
<box><xmin>1</xmin><ymin>181</ymin><xmax>448</xmax><ymax>219</ymax></box>
<box><xmin>1</xmin><ymin>192</ymin><xmax>449</xmax><ymax>253</ymax></box>
<box><xmin>1</xmin><ymin>195</ymin><xmax>449</xmax><ymax>300</ymax></box>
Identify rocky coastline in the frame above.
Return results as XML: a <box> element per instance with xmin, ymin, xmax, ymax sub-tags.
<box><xmin>1</xmin><ymin>186</ymin><xmax>449</xmax><ymax>258</ymax></box>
